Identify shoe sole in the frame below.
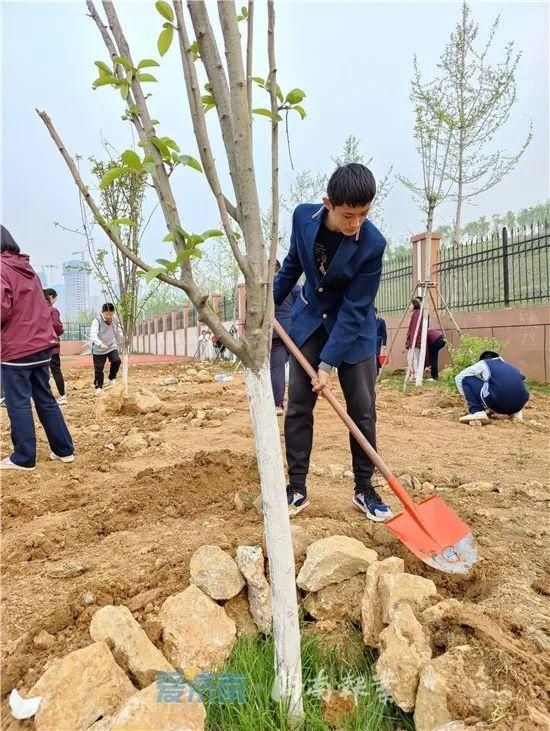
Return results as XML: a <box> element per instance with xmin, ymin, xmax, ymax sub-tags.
<box><xmin>352</xmin><ymin>498</ymin><xmax>391</xmax><ymax>523</ymax></box>
<box><xmin>459</xmin><ymin>416</ymin><xmax>489</xmax><ymax>424</ymax></box>
<box><xmin>1</xmin><ymin>464</ymin><xmax>35</xmax><ymax>471</ymax></box>
<box><xmin>288</xmin><ymin>498</ymin><xmax>310</xmax><ymax>517</ymax></box>
<box><xmin>50</xmin><ymin>455</ymin><xmax>75</xmax><ymax>463</ymax></box>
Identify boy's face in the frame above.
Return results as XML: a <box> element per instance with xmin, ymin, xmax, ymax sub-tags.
<box><xmin>323</xmin><ymin>197</ymin><xmax>371</xmax><ymax>237</ymax></box>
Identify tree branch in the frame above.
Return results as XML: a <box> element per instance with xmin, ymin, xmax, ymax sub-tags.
<box><xmin>36</xmin><ymin>109</ymin><xmax>245</xmax><ymax>359</ymax></box>
<box><xmin>246</xmin><ymin>1</ymin><xmax>254</xmax><ymax>115</ymax></box>
<box><xmin>172</xmin><ymin>0</ymin><xmax>249</xmax><ymax>277</ymax></box>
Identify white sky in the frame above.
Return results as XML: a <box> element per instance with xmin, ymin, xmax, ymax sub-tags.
<box><xmin>2</xmin><ymin>0</ymin><xmax>548</xmax><ymax>282</ymax></box>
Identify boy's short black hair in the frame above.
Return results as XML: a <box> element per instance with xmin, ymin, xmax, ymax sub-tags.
<box><xmin>411</xmin><ymin>298</ymin><xmax>421</xmax><ymax>310</ymax></box>
<box><xmin>479</xmin><ymin>351</ymin><xmax>499</xmax><ymax>360</ymax></box>
<box><xmin>43</xmin><ymin>288</ymin><xmax>57</xmax><ymax>299</ymax></box>
<box><xmin>102</xmin><ymin>302</ymin><xmax>115</xmax><ymax>312</ymax></box>
<box><xmin>1</xmin><ymin>225</ymin><xmax>20</xmax><ymax>254</ymax></box>
<box><xmin>326</xmin><ymin>163</ymin><xmax>376</xmax><ymax>207</ymax></box>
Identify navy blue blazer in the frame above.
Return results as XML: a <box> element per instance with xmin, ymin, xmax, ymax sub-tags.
<box><xmin>273</xmin><ymin>203</ymin><xmax>386</xmax><ymax>367</ymax></box>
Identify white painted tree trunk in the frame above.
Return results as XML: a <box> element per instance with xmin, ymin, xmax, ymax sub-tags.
<box><xmin>121</xmin><ymin>349</ymin><xmax>129</xmax><ymax>397</ymax></box>
<box><xmin>415</xmin><ymin>235</ymin><xmax>432</xmax><ymax>387</ymax></box>
<box><xmin>244</xmin><ymin>364</ymin><xmax>303</xmax><ymax>721</ymax></box>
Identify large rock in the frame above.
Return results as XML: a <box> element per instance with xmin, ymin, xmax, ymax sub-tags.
<box><xmin>110</xmin><ymin>680</ymin><xmax>205</xmax><ymax>730</ymax></box>
<box><xmin>235</xmin><ymin>546</ymin><xmax>272</xmax><ymax>634</ymax></box>
<box><xmin>375</xmin><ymin>603</ymin><xmax>432</xmax><ymax>712</ymax></box>
<box><xmin>290</xmin><ymin>524</ymin><xmax>315</xmax><ymax>569</ymax></box>
<box><xmin>30</xmin><ymin>642</ymin><xmax>135</xmax><ymax>730</ymax></box>
<box><xmin>414</xmin><ymin>645</ymin><xmax>515</xmax><ymax>730</ymax></box>
<box><xmin>224</xmin><ymin>592</ymin><xmax>259</xmax><ymax>638</ymax></box>
<box><xmin>296</xmin><ymin>536</ymin><xmax>378</xmax><ymax>592</ymax></box>
<box><xmin>90</xmin><ymin>604</ymin><xmax>174</xmax><ymax>689</ymax></box>
<box><xmin>159</xmin><ymin>586</ymin><xmax>236</xmax><ymax>674</ymax></box>
<box><xmin>99</xmin><ymin>384</ymin><xmax>162</xmax><ymax>416</ymax></box>
<box><xmin>362</xmin><ymin>557</ymin><xmax>405</xmax><ymax>647</ymax></box>
<box><xmin>303</xmin><ymin>574</ymin><xmax>366</xmax><ymax>624</ymax></box>
<box><xmin>379</xmin><ymin>572</ymin><xmax>438</xmax><ymax>623</ymax></box>
<box><xmin>189</xmin><ymin>545</ymin><xmax>245</xmax><ymax>601</ymax></box>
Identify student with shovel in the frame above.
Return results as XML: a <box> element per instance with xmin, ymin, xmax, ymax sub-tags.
<box><xmin>274</xmin><ymin>163</ymin><xmax>392</xmax><ymax>522</ymax></box>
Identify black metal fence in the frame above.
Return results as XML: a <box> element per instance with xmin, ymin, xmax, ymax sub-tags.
<box><xmin>438</xmin><ymin>222</ymin><xmax>550</xmax><ymax>311</ymax></box>
<box><xmin>376</xmin><ymin>252</ymin><xmax>413</xmax><ymax>315</ymax></box>
<box><xmin>221</xmin><ymin>295</ymin><xmax>235</xmax><ymax>321</ymax></box>
<box><xmin>60</xmin><ymin>323</ymin><xmax>90</xmax><ymax>341</ymax></box>
<box><xmin>189</xmin><ymin>308</ymin><xmax>197</xmax><ymax>326</ymax></box>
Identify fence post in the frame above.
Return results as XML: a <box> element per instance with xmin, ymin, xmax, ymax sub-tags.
<box><xmin>502</xmin><ymin>226</ymin><xmax>510</xmax><ymax>307</ymax></box>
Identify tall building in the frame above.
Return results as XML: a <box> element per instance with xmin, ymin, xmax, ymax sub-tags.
<box><xmin>62</xmin><ymin>260</ymin><xmax>90</xmax><ymax>320</ymax></box>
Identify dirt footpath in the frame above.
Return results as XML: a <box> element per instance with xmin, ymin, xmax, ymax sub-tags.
<box><xmin>1</xmin><ymin>361</ymin><xmax>549</xmax><ymax>728</ymax></box>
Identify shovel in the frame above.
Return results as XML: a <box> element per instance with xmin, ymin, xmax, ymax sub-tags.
<box><xmin>273</xmin><ymin>319</ymin><xmax>477</xmax><ymax>575</ymax></box>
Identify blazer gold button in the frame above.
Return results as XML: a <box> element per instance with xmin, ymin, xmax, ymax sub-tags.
<box><xmin>322</xmin><ymin>313</ymin><xmax>328</xmax><ymax>319</ymax></box>
<box><xmin>318</xmin><ymin>287</ymin><xmax>324</xmax><ymax>293</ymax></box>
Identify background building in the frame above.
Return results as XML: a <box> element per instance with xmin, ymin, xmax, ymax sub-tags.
<box><xmin>62</xmin><ymin>259</ymin><xmax>90</xmax><ymax>320</ymax></box>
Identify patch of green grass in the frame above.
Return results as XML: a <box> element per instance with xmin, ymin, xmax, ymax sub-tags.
<box><xmin>526</xmin><ymin>379</ymin><xmax>550</xmax><ymax>395</ymax></box>
<box><xmin>200</xmin><ymin>629</ymin><xmax>413</xmax><ymax>730</ymax></box>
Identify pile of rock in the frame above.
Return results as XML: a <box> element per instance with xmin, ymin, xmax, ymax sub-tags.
<box><xmin>17</xmin><ymin>542</ymin><xmax>272</xmax><ymax>730</ymax></box>
<box><xmin>16</xmin><ymin>534</ymin><xmax>538</xmax><ymax>730</ymax></box>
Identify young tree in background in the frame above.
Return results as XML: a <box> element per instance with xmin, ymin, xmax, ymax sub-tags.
<box><xmin>437</xmin><ymin>2</ymin><xmax>532</xmax><ymax>247</ymax></box>
<box><xmin>39</xmin><ymin>0</ymin><xmax>305</xmax><ymax>717</ymax></box>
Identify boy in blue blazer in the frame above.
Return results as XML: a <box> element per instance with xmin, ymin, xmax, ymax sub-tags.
<box><xmin>274</xmin><ymin>164</ymin><xmax>392</xmax><ymax>522</ymax></box>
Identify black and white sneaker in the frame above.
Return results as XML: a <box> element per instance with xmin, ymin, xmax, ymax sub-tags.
<box><xmin>353</xmin><ymin>488</ymin><xmax>393</xmax><ymax>523</ymax></box>
<box><xmin>287</xmin><ymin>487</ymin><xmax>310</xmax><ymax>517</ymax></box>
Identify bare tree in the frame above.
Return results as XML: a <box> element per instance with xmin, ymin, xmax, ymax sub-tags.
<box><xmin>437</xmin><ymin>2</ymin><xmax>532</xmax><ymax>247</ymax></box>
<box><xmin>38</xmin><ymin>0</ymin><xmax>305</xmax><ymax>717</ymax></box>
<box><xmin>398</xmin><ymin>62</ymin><xmax>455</xmax><ymax>234</ymax></box>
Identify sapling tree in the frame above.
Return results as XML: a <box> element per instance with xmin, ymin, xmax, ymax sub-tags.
<box><xmin>38</xmin><ymin>0</ymin><xmax>307</xmax><ymax>718</ymax></box>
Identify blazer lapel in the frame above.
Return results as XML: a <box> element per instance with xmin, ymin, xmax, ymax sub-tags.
<box><xmin>318</xmin><ymin>237</ymin><xmax>357</xmax><ymax>286</ymax></box>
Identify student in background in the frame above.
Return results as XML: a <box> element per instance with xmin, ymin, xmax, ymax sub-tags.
<box><xmin>375</xmin><ymin>307</ymin><xmax>387</xmax><ymax>374</ymax></box>
<box><xmin>426</xmin><ymin>328</ymin><xmax>446</xmax><ymax>381</ymax></box>
<box><xmin>1</xmin><ymin>225</ymin><xmax>74</xmax><ymax>470</ymax></box>
<box><xmin>455</xmin><ymin>350</ymin><xmax>529</xmax><ymax>424</ymax></box>
<box><xmin>43</xmin><ymin>288</ymin><xmax>67</xmax><ymax>405</ymax></box>
<box><xmin>90</xmin><ymin>303</ymin><xmax>122</xmax><ymax>393</ymax></box>
<box><xmin>405</xmin><ymin>298</ymin><xmax>422</xmax><ymax>380</ymax></box>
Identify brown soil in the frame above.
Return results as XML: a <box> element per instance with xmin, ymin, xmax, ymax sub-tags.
<box><xmin>1</xmin><ymin>362</ymin><xmax>549</xmax><ymax>728</ymax></box>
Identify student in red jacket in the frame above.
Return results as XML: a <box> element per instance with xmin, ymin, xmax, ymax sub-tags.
<box><xmin>1</xmin><ymin>225</ymin><xmax>74</xmax><ymax>470</ymax></box>
<box><xmin>405</xmin><ymin>298</ymin><xmax>422</xmax><ymax>380</ymax></box>
<box><xmin>43</xmin><ymin>288</ymin><xmax>67</xmax><ymax>405</ymax></box>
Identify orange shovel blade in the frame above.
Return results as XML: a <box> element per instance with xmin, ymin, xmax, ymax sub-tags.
<box><xmin>385</xmin><ymin>495</ymin><xmax>478</xmax><ymax>574</ymax></box>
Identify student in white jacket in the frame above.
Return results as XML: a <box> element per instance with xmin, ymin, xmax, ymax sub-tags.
<box><xmin>90</xmin><ymin>303</ymin><xmax>122</xmax><ymax>393</ymax></box>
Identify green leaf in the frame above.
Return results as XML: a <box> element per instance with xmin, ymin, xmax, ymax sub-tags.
<box><xmin>94</xmin><ymin>60</ymin><xmax>112</xmax><ymax>74</ymax></box>
<box><xmin>137</xmin><ymin>73</ymin><xmax>158</xmax><ymax>83</ymax></box>
<box><xmin>175</xmin><ymin>250</ymin><xmax>188</xmax><ymax>264</ymax></box>
<box><xmin>150</xmin><ymin>119</ymin><xmax>160</xmax><ymax>125</ymax></box>
<box><xmin>158</xmin><ymin>25</ymin><xmax>174</xmax><ymax>56</ymax></box>
<box><xmin>178</xmin><ymin>155</ymin><xmax>202</xmax><ymax>173</ymax></box>
<box><xmin>163</xmin><ymin>232</ymin><xmax>174</xmax><ymax>242</ymax></box>
<box><xmin>119</xmin><ymin>81</ymin><xmax>130</xmax><ymax>99</ymax></box>
<box><xmin>276</xmin><ymin>84</ymin><xmax>283</xmax><ymax>102</ymax></box>
<box><xmin>138</xmin><ymin>59</ymin><xmax>160</xmax><ymax>69</ymax></box>
<box><xmin>241</xmin><ymin>6</ymin><xmax>248</xmax><ymax>17</ymax></box>
<box><xmin>201</xmin><ymin>94</ymin><xmax>215</xmax><ymax>105</ymax></box>
<box><xmin>293</xmin><ymin>104</ymin><xmax>307</xmax><ymax>120</ymax></box>
<box><xmin>203</xmin><ymin>104</ymin><xmax>215</xmax><ymax>114</ymax></box>
<box><xmin>252</xmin><ymin>108</ymin><xmax>274</xmax><ymax>118</ymax></box>
<box><xmin>145</xmin><ymin>267</ymin><xmax>165</xmax><ymax>283</ymax></box>
<box><xmin>93</xmin><ymin>76</ymin><xmax>119</xmax><ymax>88</ymax></box>
<box><xmin>151</xmin><ymin>136</ymin><xmax>171</xmax><ymax>159</ymax></box>
<box><xmin>233</xmin><ymin>230</ymin><xmax>242</xmax><ymax>239</ymax></box>
<box><xmin>161</xmin><ymin>137</ymin><xmax>180</xmax><ymax>152</ymax></box>
<box><xmin>201</xmin><ymin>229</ymin><xmax>223</xmax><ymax>240</ymax></box>
<box><xmin>155</xmin><ymin>258</ymin><xmax>174</xmax><ymax>268</ymax></box>
<box><xmin>285</xmin><ymin>88</ymin><xmax>306</xmax><ymax>105</ymax></box>
<box><xmin>99</xmin><ymin>166</ymin><xmax>125</xmax><ymax>189</ymax></box>
<box><xmin>114</xmin><ymin>56</ymin><xmax>133</xmax><ymax>71</ymax></box>
<box><xmin>121</xmin><ymin>149</ymin><xmax>142</xmax><ymax>170</ymax></box>
<box><xmin>176</xmin><ymin>226</ymin><xmax>189</xmax><ymax>240</ymax></box>
<box><xmin>188</xmin><ymin>234</ymin><xmax>204</xmax><ymax>246</ymax></box>
<box><xmin>204</xmin><ymin>83</ymin><xmax>212</xmax><ymax>93</ymax></box>
<box><xmin>112</xmin><ymin>218</ymin><xmax>136</xmax><ymax>227</ymax></box>
<box><xmin>143</xmin><ymin>162</ymin><xmax>156</xmax><ymax>176</ymax></box>
<box><xmin>251</xmin><ymin>76</ymin><xmax>265</xmax><ymax>86</ymax></box>
<box><xmin>189</xmin><ymin>247</ymin><xmax>203</xmax><ymax>259</ymax></box>
<box><xmin>155</xmin><ymin>0</ymin><xmax>174</xmax><ymax>22</ymax></box>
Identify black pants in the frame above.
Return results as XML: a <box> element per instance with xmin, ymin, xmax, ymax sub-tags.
<box><xmin>427</xmin><ymin>337</ymin><xmax>445</xmax><ymax>379</ymax></box>
<box><xmin>270</xmin><ymin>338</ymin><xmax>289</xmax><ymax>407</ymax></box>
<box><xmin>285</xmin><ymin>328</ymin><xmax>377</xmax><ymax>492</ymax></box>
<box><xmin>49</xmin><ymin>353</ymin><xmax>65</xmax><ymax>397</ymax></box>
<box><xmin>93</xmin><ymin>349</ymin><xmax>121</xmax><ymax>388</ymax></box>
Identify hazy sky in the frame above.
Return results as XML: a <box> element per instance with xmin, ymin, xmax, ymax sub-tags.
<box><xmin>2</xmin><ymin>0</ymin><xmax>548</xmax><ymax>282</ymax></box>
